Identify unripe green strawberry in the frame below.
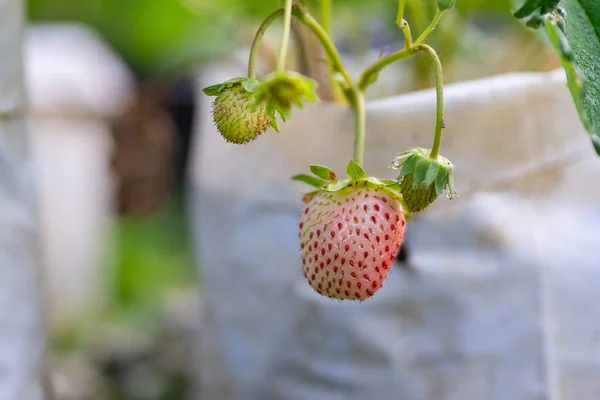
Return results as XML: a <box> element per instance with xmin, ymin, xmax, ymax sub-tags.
<box><xmin>293</xmin><ymin>161</ymin><xmax>406</xmax><ymax>301</ymax></box>
<box><xmin>398</xmin><ymin>173</ymin><xmax>438</xmax><ymax>212</ymax></box>
<box><xmin>391</xmin><ymin>147</ymin><xmax>457</xmax><ymax>213</ymax></box>
<box><xmin>203</xmin><ymin>78</ymin><xmax>277</xmax><ymax>144</ymax></box>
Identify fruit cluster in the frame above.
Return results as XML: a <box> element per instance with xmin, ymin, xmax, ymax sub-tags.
<box><xmin>203</xmin><ymin>0</ymin><xmax>458</xmax><ymax>301</ymax></box>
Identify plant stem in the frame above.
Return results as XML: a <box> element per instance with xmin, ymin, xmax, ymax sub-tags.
<box><xmin>418</xmin><ymin>44</ymin><xmax>444</xmax><ymax>159</ymax></box>
<box><xmin>320</xmin><ymin>0</ymin><xmax>345</xmax><ymax>104</ymax></box>
<box><xmin>401</xmin><ymin>20</ymin><xmax>412</xmax><ymax>48</ymax></box>
<box><xmin>397</xmin><ymin>0</ymin><xmax>406</xmax><ymax>24</ymax></box>
<box><xmin>277</xmin><ymin>0</ymin><xmax>294</xmax><ymax>72</ymax></box>
<box><xmin>414</xmin><ymin>8</ymin><xmax>444</xmax><ymax>45</ymax></box>
<box><xmin>293</xmin><ymin>6</ymin><xmax>353</xmax><ymax>89</ymax></box>
<box><xmin>248</xmin><ymin>8</ymin><xmax>285</xmax><ymax>79</ymax></box>
<box><xmin>321</xmin><ymin>0</ymin><xmax>332</xmax><ymax>35</ymax></box>
<box><xmin>350</xmin><ymin>87</ymin><xmax>366</xmax><ymax>166</ymax></box>
<box><xmin>294</xmin><ymin>5</ymin><xmax>366</xmax><ymax>164</ymax></box>
<box><xmin>357</xmin><ymin>47</ymin><xmax>417</xmax><ymax>91</ymax></box>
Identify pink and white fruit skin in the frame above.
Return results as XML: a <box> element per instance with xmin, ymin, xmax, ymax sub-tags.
<box><xmin>299</xmin><ymin>185</ymin><xmax>406</xmax><ymax>301</ymax></box>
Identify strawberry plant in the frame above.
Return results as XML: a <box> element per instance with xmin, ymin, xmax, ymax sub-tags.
<box><xmin>203</xmin><ymin>0</ymin><xmax>599</xmax><ymax>301</ymax></box>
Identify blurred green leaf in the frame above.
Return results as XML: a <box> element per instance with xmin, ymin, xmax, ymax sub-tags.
<box><xmin>562</xmin><ymin>0</ymin><xmax>600</xmax><ymax>154</ymax></box>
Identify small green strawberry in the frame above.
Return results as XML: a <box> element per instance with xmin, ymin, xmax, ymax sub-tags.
<box><xmin>203</xmin><ymin>77</ymin><xmax>278</xmax><ymax>144</ymax></box>
<box><xmin>293</xmin><ymin>161</ymin><xmax>406</xmax><ymax>301</ymax></box>
<box><xmin>390</xmin><ymin>147</ymin><xmax>457</xmax><ymax>213</ymax></box>
<box><xmin>254</xmin><ymin>71</ymin><xmax>318</xmax><ymax>122</ymax></box>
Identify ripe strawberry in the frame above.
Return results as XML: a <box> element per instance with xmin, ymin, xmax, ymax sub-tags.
<box><xmin>203</xmin><ymin>77</ymin><xmax>277</xmax><ymax>144</ymax></box>
<box><xmin>294</xmin><ymin>162</ymin><xmax>406</xmax><ymax>301</ymax></box>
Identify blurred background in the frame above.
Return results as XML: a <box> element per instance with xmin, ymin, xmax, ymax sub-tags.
<box><xmin>23</xmin><ymin>0</ymin><xmax>565</xmax><ymax>398</ymax></box>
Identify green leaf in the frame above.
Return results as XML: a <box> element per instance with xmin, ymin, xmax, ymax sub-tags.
<box><xmin>346</xmin><ymin>160</ymin><xmax>368</xmax><ymax>180</ymax></box>
<box><xmin>291</xmin><ymin>174</ymin><xmax>326</xmax><ymax>188</ymax></box>
<box><xmin>269</xmin><ymin>118</ymin><xmax>280</xmax><ymax>133</ymax></box>
<box><xmin>423</xmin><ymin>162</ymin><xmax>440</xmax><ymax>186</ymax></box>
<box><xmin>434</xmin><ymin>168</ymin><xmax>449</xmax><ymax>195</ymax></box>
<box><xmin>277</xmin><ymin>106</ymin><xmax>291</xmax><ymax>122</ymax></box>
<box><xmin>202</xmin><ymin>83</ymin><xmax>225</xmax><ymax>96</ymax></box>
<box><xmin>447</xmin><ymin>171</ymin><xmax>458</xmax><ymax>199</ymax></box>
<box><xmin>324</xmin><ymin>179</ymin><xmax>351</xmax><ymax>192</ymax></box>
<box><xmin>242</xmin><ymin>78</ymin><xmax>260</xmax><ymax>93</ymax></box>
<box><xmin>310</xmin><ymin>165</ymin><xmax>337</xmax><ymax>181</ymax></box>
<box><xmin>514</xmin><ymin>0</ymin><xmax>560</xmax><ymax>18</ymax></box>
<box><xmin>398</xmin><ymin>155</ymin><xmax>419</xmax><ymax>178</ymax></box>
<box><xmin>365</xmin><ymin>176</ymin><xmax>385</xmax><ymax>186</ymax></box>
<box><xmin>562</xmin><ymin>0</ymin><xmax>600</xmax><ymax>154</ymax></box>
<box><xmin>412</xmin><ymin>159</ymin><xmax>430</xmax><ymax>186</ymax></box>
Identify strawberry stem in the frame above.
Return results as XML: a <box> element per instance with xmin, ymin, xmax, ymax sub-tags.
<box><xmin>417</xmin><ymin>44</ymin><xmax>444</xmax><ymax>160</ymax></box>
<box><xmin>320</xmin><ymin>0</ymin><xmax>346</xmax><ymax>104</ymax></box>
<box><xmin>292</xmin><ymin>5</ymin><xmax>366</xmax><ymax>166</ymax></box>
<box><xmin>397</xmin><ymin>0</ymin><xmax>406</xmax><ymax>25</ymax></box>
<box><xmin>292</xmin><ymin>6</ymin><xmax>354</xmax><ymax>91</ymax></box>
<box><xmin>414</xmin><ymin>8</ymin><xmax>445</xmax><ymax>46</ymax></box>
<box><xmin>321</xmin><ymin>0</ymin><xmax>332</xmax><ymax>36</ymax></box>
<box><xmin>277</xmin><ymin>0</ymin><xmax>294</xmax><ymax>73</ymax></box>
<box><xmin>248</xmin><ymin>9</ymin><xmax>285</xmax><ymax>79</ymax></box>
<box><xmin>358</xmin><ymin>46</ymin><xmax>417</xmax><ymax>91</ymax></box>
<box><xmin>350</xmin><ymin>87</ymin><xmax>366</xmax><ymax>166</ymax></box>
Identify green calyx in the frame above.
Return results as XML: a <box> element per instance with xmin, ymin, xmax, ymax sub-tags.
<box><xmin>203</xmin><ymin>77</ymin><xmax>279</xmax><ymax>144</ymax></box>
<box><xmin>436</xmin><ymin>0</ymin><xmax>456</xmax><ymax>11</ymax></box>
<box><xmin>291</xmin><ymin>160</ymin><xmax>408</xmax><ymax>208</ymax></box>
<box><xmin>254</xmin><ymin>71</ymin><xmax>318</xmax><ymax>122</ymax></box>
<box><xmin>390</xmin><ymin>147</ymin><xmax>457</xmax><ymax>213</ymax></box>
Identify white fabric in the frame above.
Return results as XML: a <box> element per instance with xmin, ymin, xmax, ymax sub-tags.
<box><xmin>0</xmin><ymin>0</ymin><xmax>45</xmax><ymax>399</ymax></box>
<box><xmin>191</xmin><ymin>60</ymin><xmax>600</xmax><ymax>400</ymax></box>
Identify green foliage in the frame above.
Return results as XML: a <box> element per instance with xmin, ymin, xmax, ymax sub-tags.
<box><xmin>292</xmin><ymin>173</ymin><xmax>327</xmax><ymax>188</ymax></box>
<box><xmin>111</xmin><ymin>200</ymin><xmax>195</xmax><ymax>312</ymax></box>
<box><xmin>514</xmin><ymin>0</ymin><xmax>600</xmax><ymax>154</ymax></box>
<box><xmin>436</xmin><ymin>0</ymin><xmax>457</xmax><ymax>11</ymax></box>
<box><xmin>27</xmin><ymin>0</ymin><xmax>274</xmax><ymax>77</ymax></box>
<box><xmin>513</xmin><ymin>0</ymin><xmax>561</xmax><ymax>18</ymax></box>
<box><xmin>346</xmin><ymin>159</ymin><xmax>368</xmax><ymax>180</ymax></box>
<box><xmin>563</xmin><ymin>0</ymin><xmax>600</xmax><ymax>154</ymax></box>
<box><xmin>310</xmin><ymin>165</ymin><xmax>337</xmax><ymax>181</ymax></box>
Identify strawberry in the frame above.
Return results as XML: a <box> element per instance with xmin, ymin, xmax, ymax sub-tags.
<box><xmin>203</xmin><ymin>77</ymin><xmax>278</xmax><ymax>144</ymax></box>
<box><xmin>293</xmin><ymin>161</ymin><xmax>406</xmax><ymax>301</ymax></box>
<box><xmin>391</xmin><ymin>147</ymin><xmax>457</xmax><ymax>213</ymax></box>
